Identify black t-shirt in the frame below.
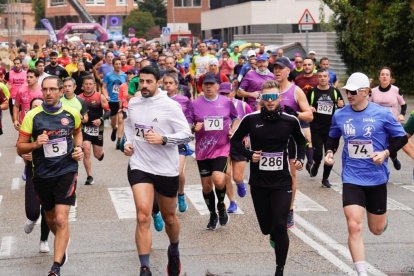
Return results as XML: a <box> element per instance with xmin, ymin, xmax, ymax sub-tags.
<box><xmin>231</xmin><ymin>111</ymin><xmax>306</xmax><ymax>187</ymax></box>
<box><xmin>307</xmin><ymin>86</ymin><xmax>343</xmax><ymax>132</ymax></box>
<box><xmin>44</xmin><ymin>64</ymin><xmax>69</xmax><ymax>80</ymax></box>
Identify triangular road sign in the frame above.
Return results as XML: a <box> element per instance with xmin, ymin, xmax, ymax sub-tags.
<box><xmin>298</xmin><ymin>9</ymin><xmax>316</xmax><ymax>24</ymax></box>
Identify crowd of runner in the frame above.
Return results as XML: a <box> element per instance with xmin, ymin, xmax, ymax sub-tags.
<box><xmin>1</xmin><ymin>38</ymin><xmax>414</xmax><ymax>276</ymax></box>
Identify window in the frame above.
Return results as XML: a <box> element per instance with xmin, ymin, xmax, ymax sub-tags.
<box><xmin>174</xmin><ymin>0</ymin><xmax>201</xmax><ymax>7</ymax></box>
<box><xmin>86</xmin><ymin>0</ymin><xmax>105</xmax><ymax>5</ymax></box>
<box><xmin>117</xmin><ymin>0</ymin><xmax>127</xmax><ymax>5</ymax></box>
<box><xmin>50</xmin><ymin>0</ymin><xmax>65</xmax><ymax>6</ymax></box>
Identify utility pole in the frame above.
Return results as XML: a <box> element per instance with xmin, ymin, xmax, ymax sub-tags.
<box><xmin>7</xmin><ymin>0</ymin><xmax>23</xmax><ymax>46</ymax></box>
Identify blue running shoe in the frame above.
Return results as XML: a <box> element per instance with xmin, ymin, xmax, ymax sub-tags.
<box><xmin>177</xmin><ymin>194</ymin><xmax>188</xmax><ymax>213</ymax></box>
<box><xmin>152</xmin><ymin>212</ymin><xmax>164</xmax><ymax>232</ymax></box>
<box><xmin>227</xmin><ymin>201</ymin><xmax>237</xmax><ymax>213</ymax></box>
<box><xmin>236</xmin><ymin>183</ymin><xmax>246</xmax><ymax>198</ymax></box>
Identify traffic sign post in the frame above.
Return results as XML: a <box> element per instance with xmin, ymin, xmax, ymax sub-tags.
<box><xmin>298</xmin><ymin>9</ymin><xmax>316</xmax><ymax>53</ymax></box>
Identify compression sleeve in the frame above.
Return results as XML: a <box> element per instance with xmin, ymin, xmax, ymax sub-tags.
<box><xmin>400</xmin><ymin>104</ymin><xmax>407</xmax><ymax>116</ymax></box>
<box><xmin>388</xmin><ymin>136</ymin><xmax>408</xmax><ymax>157</ymax></box>
<box><xmin>326</xmin><ymin>136</ymin><xmax>340</xmax><ymax>153</ymax></box>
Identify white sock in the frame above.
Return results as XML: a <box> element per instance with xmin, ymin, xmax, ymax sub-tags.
<box><xmin>354</xmin><ymin>261</ymin><xmax>367</xmax><ymax>275</ymax></box>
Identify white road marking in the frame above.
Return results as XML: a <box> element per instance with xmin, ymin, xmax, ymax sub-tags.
<box><xmin>0</xmin><ymin>151</ymin><xmax>2</xmax><ymax>157</ymax></box>
<box><xmin>108</xmin><ymin>187</ymin><xmax>135</xmax><ymax>219</ymax></box>
<box><xmin>294</xmin><ymin>190</ymin><xmax>328</xmax><ymax>212</ymax></box>
<box><xmin>69</xmin><ymin>204</ymin><xmax>77</xmax><ymax>222</ymax></box>
<box><xmin>331</xmin><ymin>182</ymin><xmax>412</xmax><ymax>211</ymax></box>
<box><xmin>295</xmin><ymin>214</ymin><xmax>387</xmax><ymax>276</ymax></box>
<box><xmin>289</xmin><ymin>227</ymin><xmax>355</xmax><ymax>274</ymax></box>
<box><xmin>401</xmin><ymin>184</ymin><xmax>414</xmax><ymax>193</ymax></box>
<box><xmin>0</xmin><ymin>195</ymin><xmax>2</xmax><ymax>205</ymax></box>
<box><xmin>0</xmin><ymin>236</ymin><xmax>14</xmax><ymax>257</ymax></box>
<box><xmin>11</xmin><ymin>178</ymin><xmax>20</xmax><ymax>190</ymax></box>
<box><xmin>185</xmin><ymin>185</ymin><xmax>244</xmax><ymax>215</ymax></box>
<box><xmin>15</xmin><ymin>156</ymin><xmax>23</xmax><ymax>164</ymax></box>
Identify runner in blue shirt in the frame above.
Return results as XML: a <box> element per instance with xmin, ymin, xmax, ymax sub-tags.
<box><xmin>324</xmin><ymin>72</ymin><xmax>407</xmax><ymax>276</ymax></box>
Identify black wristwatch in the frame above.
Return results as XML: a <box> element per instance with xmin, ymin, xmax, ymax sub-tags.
<box><xmin>161</xmin><ymin>136</ymin><xmax>167</xmax><ymax>145</ymax></box>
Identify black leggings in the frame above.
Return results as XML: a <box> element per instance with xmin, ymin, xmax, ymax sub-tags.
<box><xmin>250</xmin><ymin>185</ymin><xmax>292</xmax><ymax>266</ymax></box>
<box><xmin>25</xmin><ymin>162</ymin><xmax>50</xmax><ymax>242</ymax></box>
<box><xmin>311</xmin><ymin>130</ymin><xmax>333</xmax><ymax>179</ymax></box>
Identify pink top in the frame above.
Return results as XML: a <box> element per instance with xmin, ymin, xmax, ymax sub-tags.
<box><xmin>8</xmin><ymin>70</ymin><xmax>27</xmax><ymax>99</ymax></box>
<box><xmin>218</xmin><ymin>58</ymin><xmax>235</xmax><ymax>76</ymax></box>
<box><xmin>15</xmin><ymin>84</ymin><xmax>43</xmax><ymax>123</ymax></box>
<box><xmin>119</xmin><ymin>82</ymin><xmax>128</xmax><ymax>109</ymax></box>
<box><xmin>370</xmin><ymin>85</ymin><xmax>405</xmax><ymax>119</ymax></box>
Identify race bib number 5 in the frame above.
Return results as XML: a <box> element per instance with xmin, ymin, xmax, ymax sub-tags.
<box><xmin>259</xmin><ymin>152</ymin><xmax>283</xmax><ymax>171</ymax></box>
<box><xmin>135</xmin><ymin>124</ymin><xmax>153</xmax><ymax>142</ymax></box>
<box><xmin>347</xmin><ymin>140</ymin><xmax>373</xmax><ymax>159</ymax></box>
<box><xmin>204</xmin><ymin>116</ymin><xmax>223</xmax><ymax>131</ymax></box>
<box><xmin>317</xmin><ymin>101</ymin><xmax>334</xmax><ymax>115</ymax></box>
<box><xmin>43</xmin><ymin>137</ymin><xmax>67</xmax><ymax>158</ymax></box>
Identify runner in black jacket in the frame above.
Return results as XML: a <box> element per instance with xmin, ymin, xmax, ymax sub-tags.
<box><xmin>230</xmin><ymin>80</ymin><xmax>306</xmax><ymax>276</ymax></box>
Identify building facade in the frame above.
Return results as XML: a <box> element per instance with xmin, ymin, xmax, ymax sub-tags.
<box><xmin>45</xmin><ymin>0</ymin><xmax>137</xmax><ymax>29</ymax></box>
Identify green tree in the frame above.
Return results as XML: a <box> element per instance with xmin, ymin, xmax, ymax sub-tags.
<box><xmin>32</xmin><ymin>0</ymin><xmax>45</xmax><ymax>28</ymax></box>
<box><xmin>123</xmin><ymin>9</ymin><xmax>156</xmax><ymax>39</ymax></box>
<box><xmin>138</xmin><ymin>0</ymin><xmax>167</xmax><ymax>27</ymax></box>
<box><xmin>323</xmin><ymin>0</ymin><xmax>414</xmax><ymax>95</ymax></box>
<box><xmin>0</xmin><ymin>0</ymin><xmax>7</xmax><ymax>13</ymax></box>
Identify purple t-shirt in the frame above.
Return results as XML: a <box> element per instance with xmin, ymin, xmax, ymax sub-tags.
<box><xmin>188</xmin><ymin>95</ymin><xmax>238</xmax><ymax>160</ymax></box>
<box><xmin>233</xmin><ymin>98</ymin><xmax>252</xmax><ymax>119</ymax></box>
<box><xmin>170</xmin><ymin>93</ymin><xmax>191</xmax><ymax>119</ymax></box>
<box><xmin>239</xmin><ymin>70</ymin><xmax>275</xmax><ymax>111</ymax></box>
<box><xmin>279</xmin><ymin>84</ymin><xmax>300</xmax><ymax>112</ymax></box>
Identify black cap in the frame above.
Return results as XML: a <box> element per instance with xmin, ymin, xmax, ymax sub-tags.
<box><xmin>203</xmin><ymin>72</ymin><xmax>218</xmax><ymax>84</ymax></box>
<box><xmin>126</xmin><ymin>69</ymin><xmax>136</xmax><ymax>75</ymax></box>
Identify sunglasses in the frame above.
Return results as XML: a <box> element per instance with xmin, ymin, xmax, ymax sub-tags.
<box><xmin>261</xmin><ymin>93</ymin><xmax>279</xmax><ymax>101</ymax></box>
<box><xmin>346</xmin><ymin>88</ymin><xmax>366</xmax><ymax>96</ymax></box>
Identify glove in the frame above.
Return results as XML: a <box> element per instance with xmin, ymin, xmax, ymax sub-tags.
<box><xmin>283</xmin><ymin>106</ymin><xmax>299</xmax><ymax>117</ymax></box>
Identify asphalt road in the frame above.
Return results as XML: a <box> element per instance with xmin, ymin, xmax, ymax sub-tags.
<box><xmin>0</xmin><ymin>99</ymin><xmax>413</xmax><ymax>276</ymax></box>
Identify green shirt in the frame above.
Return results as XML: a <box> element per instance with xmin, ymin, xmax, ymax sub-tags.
<box><xmin>128</xmin><ymin>76</ymin><xmax>140</xmax><ymax>96</ymax></box>
<box><xmin>61</xmin><ymin>95</ymin><xmax>88</xmax><ymax>115</ymax></box>
<box><xmin>404</xmin><ymin>110</ymin><xmax>414</xmax><ymax>135</ymax></box>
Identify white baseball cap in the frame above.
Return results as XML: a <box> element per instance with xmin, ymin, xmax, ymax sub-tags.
<box><xmin>247</xmin><ymin>50</ymin><xmax>256</xmax><ymax>57</ymax></box>
<box><xmin>343</xmin><ymin>72</ymin><xmax>370</xmax><ymax>91</ymax></box>
<box><xmin>308</xmin><ymin>50</ymin><xmax>316</xmax><ymax>55</ymax></box>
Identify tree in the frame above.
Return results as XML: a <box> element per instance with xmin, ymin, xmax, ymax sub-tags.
<box><xmin>32</xmin><ymin>0</ymin><xmax>45</xmax><ymax>28</ymax></box>
<box><xmin>0</xmin><ymin>0</ymin><xmax>7</xmax><ymax>13</ymax></box>
<box><xmin>138</xmin><ymin>0</ymin><xmax>167</xmax><ymax>27</ymax></box>
<box><xmin>323</xmin><ymin>0</ymin><xmax>414</xmax><ymax>95</ymax></box>
<box><xmin>123</xmin><ymin>9</ymin><xmax>156</xmax><ymax>39</ymax></box>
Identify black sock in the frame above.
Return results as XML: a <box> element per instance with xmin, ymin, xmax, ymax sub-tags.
<box><xmin>97</xmin><ymin>153</ymin><xmax>104</xmax><ymax>161</ymax></box>
<box><xmin>323</xmin><ymin>164</ymin><xmax>333</xmax><ymax>180</ymax></box>
<box><xmin>203</xmin><ymin>190</ymin><xmax>216</xmax><ymax>214</ymax></box>
<box><xmin>215</xmin><ymin>186</ymin><xmax>226</xmax><ymax>204</ymax></box>
<box><xmin>139</xmin><ymin>254</ymin><xmax>150</xmax><ymax>268</ymax></box>
<box><xmin>306</xmin><ymin>146</ymin><xmax>314</xmax><ymax>164</ymax></box>
<box><xmin>169</xmin><ymin>241</ymin><xmax>179</xmax><ymax>256</ymax></box>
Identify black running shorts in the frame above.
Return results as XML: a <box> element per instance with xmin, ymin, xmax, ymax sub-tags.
<box><xmin>196</xmin><ymin>156</ymin><xmax>228</xmax><ymax>177</ymax></box>
<box><xmin>342</xmin><ymin>183</ymin><xmax>387</xmax><ymax>215</ymax></box>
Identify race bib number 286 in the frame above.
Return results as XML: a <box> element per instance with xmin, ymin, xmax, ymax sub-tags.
<box><xmin>259</xmin><ymin>152</ymin><xmax>283</xmax><ymax>171</ymax></box>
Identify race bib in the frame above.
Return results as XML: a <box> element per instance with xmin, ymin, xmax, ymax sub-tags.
<box><xmin>135</xmin><ymin>124</ymin><xmax>153</xmax><ymax>142</ymax></box>
<box><xmin>84</xmin><ymin>125</ymin><xmax>99</xmax><ymax>136</ymax></box>
<box><xmin>204</xmin><ymin>116</ymin><xmax>223</xmax><ymax>131</ymax></box>
<box><xmin>259</xmin><ymin>152</ymin><xmax>283</xmax><ymax>171</ymax></box>
<box><xmin>43</xmin><ymin>137</ymin><xmax>67</xmax><ymax>158</ymax></box>
<box><xmin>317</xmin><ymin>101</ymin><xmax>334</xmax><ymax>115</ymax></box>
<box><xmin>347</xmin><ymin>140</ymin><xmax>374</xmax><ymax>159</ymax></box>
<box><xmin>113</xmin><ymin>84</ymin><xmax>120</xmax><ymax>94</ymax></box>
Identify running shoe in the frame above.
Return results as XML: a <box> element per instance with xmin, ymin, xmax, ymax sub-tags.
<box><xmin>152</xmin><ymin>212</ymin><xmax>164</xmax><ymax>232</ymax></box>
<box><xmin>236</xmin><ymin>183</ymin><xmax>246</xmax><ymax>197</ymax></box>
<box><xmin>111</xmin><ymin>127</ymin><xmax>117</xmax><ymax>142</ymax></box>
<box><xmin>39</xmin><ymin>241</ymin><xmax>50</xmax><ymax>253</ymax></box>
<box><xmin>24</xmin><ymin>219</ymin><xmax>36</xmax><ymax>234</ymax></box>
<box><xmin>84</xmin><ymin>176</ymin><xmax>94</xmax><ymax>185</ymax></box>
<box><xmin>310</xmin><ymin>162</ymin><xmax>319</xmax><ymax>177</ymax></box>
<box><xmin>116</xmin><ymin>140</ymin><xmax>120</xmax><ymax>150</ymax></box>
<box><xmin>22</xmin><ymin>168</ymin><xmax>27</xmax><ymax>181</ymax></box>
<box><xmin>227</xmin><ymin>201</ymin><xmax>237</xmax><ymax>213</ymax></box>
<box><xmin>167</xmin><ymin>246</ymin><xmax>181</xmax><ymax>276</ymax></box>
<box><xmin>217</xmin><ymin>203</ymin><xmax>229</xmax><ymax>226</ymax></box>
<box><xmin>391</xmin><ymin>157</ymin><xmax>401</xmax><ymax>170</ymax></box>
<box><xmin>269</xmin><ymin>233</ymin><xmax>276</xmax><ymax>249</ymax></box>
<box><xmin>305</xmin><ymin>161</ymin><xmax>312</xmax><ymax>175</ymax></box>
<box><xmin>287</xmin><ymin>210</ymin><xmax>294</xmax><ymax>228</ymax></box>
<box><xmin>275</xmin><ymin>265</ymin><xmax>284</xmax><ymax>276</ymax></box>
<box><xmin>48</xmin><ymin>270</ymin><xmax>60</xmax><ymax>276</ymax></box>
<box><xmin>177</xmin><ymin>194</ymin><xmax>188</xmax><ymax>213</ymax></box>
<box><xmin>206</xmin><ymin>213</ymin><xmax>218</xmax><ymax>230</ymax></box>
<box><xmin>140</xmin><ymin>266</ymin><xmax>152</xmax><ymax>276</ymax></box>
<box><xmin>321</xmin><ymin>179</ymin><xmax>332</xmax><ymax>188</ymax></box>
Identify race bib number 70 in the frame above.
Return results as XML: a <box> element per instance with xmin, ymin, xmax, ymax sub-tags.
<box><xmin>204</xmin><ymin>116</ymin><xmax>223</xmax><ymax>131</ymax></box>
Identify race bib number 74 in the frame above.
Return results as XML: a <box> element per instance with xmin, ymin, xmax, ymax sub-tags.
<box><xmin>347</xmin><ymin>140</ymin><xmax>373</xmax><ymax>159</ymax></box>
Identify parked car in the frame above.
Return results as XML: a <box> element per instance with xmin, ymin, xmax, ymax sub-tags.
<box><xmin>0</xmin><ymin>42</ymin><xmax>9</xmax><ymax>49</ymax></box>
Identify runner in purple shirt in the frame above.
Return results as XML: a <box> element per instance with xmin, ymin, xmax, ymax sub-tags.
<box><xmin>188</xmin><ymin>73</ymin><xmax>239</xmax><ymax>230</ymax></box>
<box><xmin>218</xmin><ymin>82</ymin><xmax>252</xmax><ymax>213</ymax></box>
<box><xmin>238</xmin><ymin>55</ymin><xmax>275</xmax><ymax>111</ymax></box>
<box><xmin>163</xmin><ymin>72</ymin><xmax>192</xmax><ymax>213</ymax></box>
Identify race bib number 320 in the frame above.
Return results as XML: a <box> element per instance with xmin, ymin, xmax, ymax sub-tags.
<box><xmin>347</xmin><ymin>140</ymin><xmax>373</xmax><ymax>159</ymax></box>
<box><xmin>259</xmin><ymin>152</ymin><xmax>283</xmax><ymax>171</ymax></box>
<box><xmin>204</xmin><ymin>116</ymin><xmax>223</xmax><ymax>131</ymax></box>
<box><xmin>43</xmin><ymin>137</ymin><xmax>67</xmax><ymax>158</ymax></box>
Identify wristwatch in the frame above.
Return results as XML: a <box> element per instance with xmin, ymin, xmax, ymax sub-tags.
<box><xmin>161</xmin><ymin>136</ymin><xmax>167</xmax><ymax>145</ymax></box>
